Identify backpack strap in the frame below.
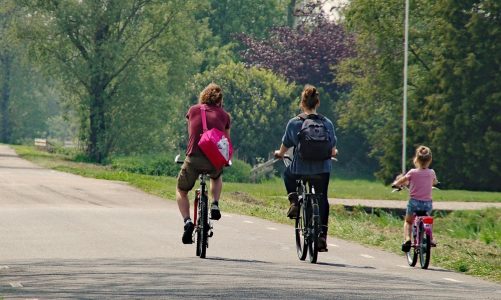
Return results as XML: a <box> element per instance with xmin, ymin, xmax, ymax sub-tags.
<box><xmin>200</xmin><ymin>105</ymin><xmax>208</xmax><ymax>132</ymax></box>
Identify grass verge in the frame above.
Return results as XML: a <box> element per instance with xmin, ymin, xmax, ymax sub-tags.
<box><xmin>12</xmin><ymin>145</ymin><xmax>501</xmax><ymax>282</ymax></box>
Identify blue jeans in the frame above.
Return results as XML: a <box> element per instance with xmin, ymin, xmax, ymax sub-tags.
<box><xmin>406</xmin><ymin>198</ymin><xmax>432</xmax><ymax>216</ymax></box>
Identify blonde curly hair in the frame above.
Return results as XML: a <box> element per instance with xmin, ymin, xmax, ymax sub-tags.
<box><xmin>199</xmin><ymin>83</ymin><xmax>223</xmax><ymax>106</ymax></box>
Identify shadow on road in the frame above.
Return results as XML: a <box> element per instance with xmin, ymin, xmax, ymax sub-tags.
<box><xmin>206</xmin><ymin>256</ymin><xmax>271</xmax><ymax>264</ymax></box>
<box><xmin>316</xmin><ymin>262</ymin><xmax>376</xmax><ymax>269</ymax></box>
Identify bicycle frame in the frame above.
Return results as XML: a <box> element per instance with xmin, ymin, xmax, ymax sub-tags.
<box><xmin>175</xmin><ymin>155</ymin><xmax>213</xmax><ymax>258</ymax></box>
<box><xmin>411</xmin><ymin>215</ymin><xmax>434</xmax><ymax>249</ymax></box>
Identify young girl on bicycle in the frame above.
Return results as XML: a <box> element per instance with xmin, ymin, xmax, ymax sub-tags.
<box><xmin>392</xmin><ymin>145</ymin><xmax>438</xmax><ymax>252</ymax></box>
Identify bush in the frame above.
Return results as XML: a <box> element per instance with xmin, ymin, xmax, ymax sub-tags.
<box><xmin>110</xmin><ymin>154</ymin><xmax>252</xmax><ymax>182</ymax></box>
<box><xmin>224</xmin><ymin>159</ymin><xmax>252</xmax><ymax>182</ymax></box>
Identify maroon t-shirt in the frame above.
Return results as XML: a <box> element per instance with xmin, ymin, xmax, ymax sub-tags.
<box><xmin>185</xmin><ymin>103</ymin><xmax>231</xmax><ymax>156</ymax></box>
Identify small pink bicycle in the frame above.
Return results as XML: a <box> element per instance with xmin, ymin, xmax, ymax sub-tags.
<box><xmin>392</xmin><ymin>185</ymin><xmax>436</xmax><ymax>269</ymax></box>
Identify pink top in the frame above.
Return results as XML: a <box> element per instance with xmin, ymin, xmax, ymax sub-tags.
<box><xmin>405</xmin><ymin>168</ymin><xmax>437</xmax><ymax>201</ymax></box>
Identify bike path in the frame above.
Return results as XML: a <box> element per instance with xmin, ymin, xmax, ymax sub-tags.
<box><xmin>1</xmin><ymin>144</ymin><xmax>500</xmax><ymax>299</ymax></box>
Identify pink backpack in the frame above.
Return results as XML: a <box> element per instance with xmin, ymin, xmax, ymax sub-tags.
<box><xmin>197</xmin><ymin>105</ymin><xmax>233</xmax><ymax>169</ymax></box>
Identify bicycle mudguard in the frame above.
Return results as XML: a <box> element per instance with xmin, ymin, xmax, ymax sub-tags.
<box><xmin>422</xmin><ymin>216</ymin><xmax>434</xmax><ymax>224</ymax></box>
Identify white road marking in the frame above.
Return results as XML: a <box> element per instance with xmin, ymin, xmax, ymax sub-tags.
<box><xmin>0</xmin><ymin>265</ymin><xmax>9</xmax><ymax>270</ymax></box>
<box><xmin>328</xmin><ymin>243</ymin><xmax>339</xmax><ymax>248</ymax></box>
<box><xmin>443</xmin><ymin>278</ymin><xmax>462</xmax><ymax>283</ymax></box>
<box><xmin>10</xmin><ymin>282</ymin><xmax>23</xmax><ymax>288</ymax></box>
<box><xmin>360</xmin><ymin>254</ymin><xmax>375</xmax><ymax>259</ymax></box>
<box><xmin>221</xmin><ymin>213</ymin><xmax>232</xmax><ymax>218</ymax></box>
<box><xmin>397</xmin><ymin>265</ymin><xmax>410</xmax><ymax>268</ymax></box>
<box><xmin>267</xmin><ymin>227</ymin><xmax>278</xmax><ymax>231</ymax></box>
<box><xmin>243</xmin><ymin>220</ymin><xmax>254</xmax><ymax>224</ymax></box>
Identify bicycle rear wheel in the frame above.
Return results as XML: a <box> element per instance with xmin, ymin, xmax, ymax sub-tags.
<box><xmin>195</xmin><ymin>194</ymin><xmax>201</xmax><ymax>257</ymax></box>
<box><xmin>295</xmin><ymin>200</ymin><xmax>307</xmax><ymax>261</ymax></box>
<box><xmin>308</xmin><ymin>198</ymin><xmax>320</xmax><ymax>264</ymax></box>
<box><xmin>419</xmin><ymin>226</ymin><xmax>431</xmax><ymax>269</ymax></box>
<box><xmin>406</xmin><ymin>224</ymin><xmax>418</xmax><ymax>267</ymax></box>
<box><xmin>197</xmin><ymin>194</ymin><xmax>209</xmax><ymax>259</ymax></box>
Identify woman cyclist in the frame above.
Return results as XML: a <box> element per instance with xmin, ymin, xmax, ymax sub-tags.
<box><xmin>274</xmin><ymin>85</ymin><xmax>337</xmax><ymax>252</ymax></box>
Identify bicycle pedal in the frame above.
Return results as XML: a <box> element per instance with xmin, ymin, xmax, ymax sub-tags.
<box><xmin>208</xmin><ymin>231</ymin><xmax>213</xmax><ymax>237</ymax></box>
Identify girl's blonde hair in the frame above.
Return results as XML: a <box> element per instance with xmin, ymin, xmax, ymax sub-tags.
<box><xmin>199</xmin><ymin>83</ymin><xmax>223</xmax><ymax>105</ymax></box>
<box><xmin>413</xmin><ymin>145</ymin><xmax>432</xmax><ymax>168</ymax></box>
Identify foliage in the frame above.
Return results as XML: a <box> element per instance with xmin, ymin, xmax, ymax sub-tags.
<box><xmin>110</xmin><ymin>154</ymin><xmax>179</xmax><ymax>177</ymax></box>
<box><xmin>224</xmin><ymin>159</ymin><xmax>252</xmax><ymax>183</ymax></box>
<box><xmin>206</xmin><ymin>0</ymin><xmax>287</xmax><ymax>45</ymax></box>
<box><xmin>237</xmin><ymin>10</ymin><xmax>353</xmax><ymax>101</ymax></box>
<box><xmin>422</xmin><ymin>0</ymin><xmax>501</xmax><ymax>191</ymax></box>
<box><xmin>436</xmin><ymin>208</ymin><xmax>501</xmax><ymax>247</ymax></box>
<box><xmin>189</xmin><ymin>62</ymin><xmax>297</xmax><ymax>163</ymax></box>
<box><xmin>18</xmin><ymin>0</ymin><xmax>209</xmax><ymax>162</ymax></box>
<box><xmin>339</xmin><ymin>0</ymin><xmax>501</xmax><ymax>190</ymax></box>
<box><xmin>0</xmin><ymin>0</ymin><xmax>67</xmax><ymax>144</ymax></box>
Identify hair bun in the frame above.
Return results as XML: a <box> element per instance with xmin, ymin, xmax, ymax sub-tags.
<box><xmin>304</xmin><ymin>86</ymin><xmax>316</xmax><ymax>98</ymax></box>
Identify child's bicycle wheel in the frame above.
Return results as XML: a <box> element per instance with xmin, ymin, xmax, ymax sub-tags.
<box><xmin>419</xmin><ymin>228</ymin><xmax>431</xmax><ymax>269</ymax></box>
<box><xmin>406</xmin><ymin>225</ymin><xmax>418</xmax><ymax>267</ymax></box>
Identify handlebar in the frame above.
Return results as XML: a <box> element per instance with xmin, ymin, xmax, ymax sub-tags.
<box><xmin>174</xmin><ymin>154</ymin><xmax>184</xmax><ymax>164</ymax></box>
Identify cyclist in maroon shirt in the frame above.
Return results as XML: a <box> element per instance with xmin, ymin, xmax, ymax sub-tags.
<box><xmin>176</xmin><ymin>83</ymin><xmax>231</xmax><ymax>244</ymax></box>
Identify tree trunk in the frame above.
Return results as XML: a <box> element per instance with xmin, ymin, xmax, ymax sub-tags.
<box><xmin>0</xmin><ymin>54</ymin><xmax>12</xmax><ymax>143</ymax></box>
<box><xmin>287</xmin><ymin>0</ymin><xmax>297</xmax><ymax>28</ymax></box>
<box><xmin>88</xmin><ymin>87</ymin><xmax>106</xmax><ymax>163</ymax></box>
<box><xmin>87</xmin><ymin>23</ymin><xmax>110</xmax><ymax>163</ymax></box>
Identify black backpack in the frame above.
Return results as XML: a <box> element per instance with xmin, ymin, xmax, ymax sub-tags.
<box><xmin>296</xmin><ymin>113</ymin><xmax>331</xmax><ymax>161</ymax></box>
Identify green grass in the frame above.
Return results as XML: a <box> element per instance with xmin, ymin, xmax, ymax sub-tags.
<box><xmin>11</xmin><ymin>145</ymin><xmax>501</xmax><ymax>282</ymax></box>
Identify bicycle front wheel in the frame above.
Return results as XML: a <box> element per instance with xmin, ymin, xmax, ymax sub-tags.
<box><xmin>308</xmin><ymin>199</ymin><xmax>320</xmax><ymax>264</ymax></box>
<box><xmin>419</xmin><ymin>226</ymin><xmax>431</xmax><ymax>269</ymax></box>
<box><xmin>295</xmin><ymin>200</ymin><xmax>307</xmax><ymax>261</ymax></box>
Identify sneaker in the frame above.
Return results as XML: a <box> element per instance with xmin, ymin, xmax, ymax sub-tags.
<box><xmin>287</xmin><ymin>204</ymin><xmax>299</xmax><ymax>219</ymax></box>
<box><xmin>401</xmin><ymin>240</ymin><xmax>411</xmax><ymax>252</ymax></box>
<box><xmin>182</xmin><ymin>221</ymin><xmax>194</xmax><ymax>244</ymax></box>
<box><xmin>318</xmin><ymin>236</ymin><xmax>328</xmax><ymax>252</ymax></box>
<box><xmin>288</xmin><ymin>192</ymin><xmax>299</xmax><ymax>205</ymax></box>
<box><xmin>286</xmin><ymin>193</ymin><xmax>299</xmax><ymax>219</ymax></box>
<box><xmin>210</xmin><ymin>203</ymin><xmax>221</xmax><ymax>220</ymax></box>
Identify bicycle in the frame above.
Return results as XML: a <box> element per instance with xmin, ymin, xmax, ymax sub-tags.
<box><xmin>281</xmin><ymin>155</ymin><xmax>326</xmax><ymax>264</ymax></box>
<box><xmin>392</xmin><ymin>185</ymin><xmax>436</xmax><ymax>269</ymax></box>
<box><xmin>175</xmin><ymin>155</ymin><xmax>214</xmax><ymax>259</ymax></box>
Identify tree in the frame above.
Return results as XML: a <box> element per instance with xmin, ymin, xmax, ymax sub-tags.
<box><xmin>238</xmin><ymin>11</ymin><xmax>352</xmax><ymax>99</ymax></box>
<box><xmin>1</xmin><ymin>0</ymin><xmax>64</xmax><ymax>144</ymax></box>
<box><xmin>190</xmin><ymin>62</ymin><xmax>297</xmax><ymax>163</ymax></box>
<box><xmin>0</xmin><ymin>1</ymin><xmax>16</xmax><ymax>143</ymax></box>
<box><xmin>423</xmin><ymin>0</ymin><xmax>501</xmax><ymax>190</ymax></box>
<box><xmin>207</xmin><ymin>0</ymin><xmax>287</xmax><ymax>45</ymax></box>
<box><xmin>339</xmin><ymin>0</ymin><xmax>501</xmax><ymax>190</ymax></box>
<box><xmin>20</xmin><ymin>0</ymin><xmax>208</xmax><ymax>162</ymax></box>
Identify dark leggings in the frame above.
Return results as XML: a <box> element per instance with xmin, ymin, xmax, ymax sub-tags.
<box><xmin>283</xmin><ymin>168</ymin><xmax>330</xmax><ymax>233</ymax></box>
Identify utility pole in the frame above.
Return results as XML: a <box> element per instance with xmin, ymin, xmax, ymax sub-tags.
<box><xmin>402</xmin><ymin>0</ymin><xmax>409</xmax><ymax>174</ymax></box>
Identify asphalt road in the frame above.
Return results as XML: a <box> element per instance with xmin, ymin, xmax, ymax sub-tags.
<box><xmin>1</xmin><ymin>144</ymin><xmax>500</xmax><ymax>299</ymax></box>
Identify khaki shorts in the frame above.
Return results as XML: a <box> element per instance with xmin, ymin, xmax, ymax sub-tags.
<box><xmin>177</xmin><ymin>154</ymin><xmax>223</xmax><ymax>192</ymax></box>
